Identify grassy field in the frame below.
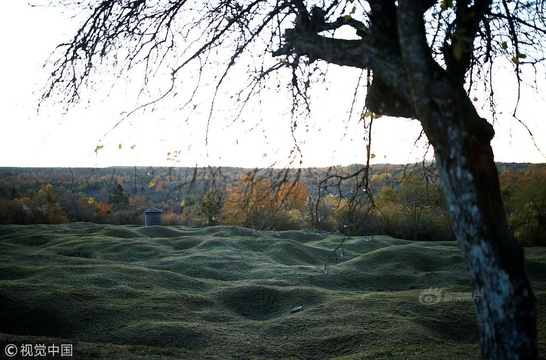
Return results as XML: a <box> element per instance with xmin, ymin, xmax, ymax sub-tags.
<box><xmin>0</xmin><ymin>224</ymin><xmax>545</xmax><ymax>359</ymax></box>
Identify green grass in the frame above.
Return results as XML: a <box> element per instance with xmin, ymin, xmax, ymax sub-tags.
<box><xmin>0</xmin><ymin>223</ymin><xmax>545</xmax><ymax>359</ymax></box>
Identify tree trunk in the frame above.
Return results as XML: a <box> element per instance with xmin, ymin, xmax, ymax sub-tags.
<box><xmin>280</xmin><ymin>1</ymin><xmax>538</xmax><ymax>355</ymax></box>
<box><xmin>432</xmin><ymin>108</ymin><xmax>538</xmax><ymax>358</ymax></box>
<box><xmin>396</xmin><ymin>2</ymin><xmax>538</xmax><ymax>357</ymax></box>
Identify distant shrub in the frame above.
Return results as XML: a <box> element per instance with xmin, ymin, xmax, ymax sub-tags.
<box><xmin>94</xmin><ymin>201</ymin><xmax>113</xmax><ymax>223</ymax></box>
<box><xmin>0</xmin><ymin>198</ymin><xmax>32</xmax><ymax>224</ymax></box>
<box><xmin>108</xmin><ymin>184</ymin><xmax>130</xmax><ymax>224</ymax></box>
<box><xmin>333</xmin><ymin>202</ymin><xmax>378</xmax><ymax>236</ymax></box>
<box><xmin>376</xmin><ymin>203</ymin><xmax>454</xmax><ymax>241</ymax></box>
<box><xmin>506</xmin><ymin>169</ymin><xmax>546</xmax><ymax>246</ymax></box>
<box><xmin>199</xmin><ymin>188</ymin><xmax>223</xmax><ymax>226</ymax></box>
<box><xmin>162</xmin><ymin>210</ymin><xmax>185</xmax><ymax>226</ymax></box>
<box><xmin>306</xmin><ymin>195</ymin><xmax>339</xmax><ymax>232</ymax></box>
<box><xmin>374</xmin><ymin>175</ymin><xmax>455</xmax><ymax>241</ymax></box>
<box><xmin>58</xmin><ymin>193</ymin><xmax>96</xmax><ymax>222</ymax></box>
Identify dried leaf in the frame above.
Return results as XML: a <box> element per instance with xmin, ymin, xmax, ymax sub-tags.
<box><xmin>441</xmin><ymin>0</ymin><xmax>453</xmax><ymax>11</ymax></box>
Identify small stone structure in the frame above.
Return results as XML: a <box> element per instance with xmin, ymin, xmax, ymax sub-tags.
<box><xmin>144</xmin><ymin>207</ymin><xmax>163</xmax><ymax>226</ymax></box>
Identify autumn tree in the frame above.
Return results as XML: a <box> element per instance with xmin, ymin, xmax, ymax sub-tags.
<box><xmin>278</xmin><ymin>181</ymin><xmax>309</xmax><ymax>211</ymax></box>
<box><xmin>0</xmin><ymin>198</ymin><xmax>32</xmax><ymax>225</ymax></box>
<box><xmin>277</xmin><ymin>180</ymin><xmax>310</xmax><ymax>228</ymax></box>
<box><xmin>506</xmin><ymin>168</ymin><xmax>546</xmax><ymax>246</ymax></box>
<box><xmin>108</xmin><ymin>183</ymin><xmax>130</xmax><ymax>224</ymax></box>
<box><xmin>376</xmin><ymin>172</ymin><xmax>453</xmax><ymax>241</ymax></box>
<box><xmin>199</xmin><ymin>188</ymin><xmax>224</xmax><ymax>226</ymax></box>
<box><xmin>223</xmin><ymin>174</ymin><xmax>308</xmax><ymax>230</ymax></box>
<box><xmin>58</xmin><ymin>192</ymin><xmax>97</xmax><ymax>222</ymax></box>
<box><xmin>314</xmin><ymin>165</ymin><xmax>378</xmax><ymax>235</ymax></box>
<box><xmin>42</xmin><ymin>0</ymin><xmax>545</xmax><ymax>357</ymax></box>
<box><xmin>32</xmin><ymin>184</ymin><xmax>69</xmax><ymax>224</ymax></box>
<box><xmin>94</xmin><ymin>201</ymin><xmax>113</xmax><ymax>223</ymax></box>
<box><xmin>223</xmin><ymin>174</ymin><xmax>279</xmax><ymax>229</ymax></box>
<box><xmin>309</xmin><ymin>195</ymin><xmax>367</xmax><ymax>233</ymax></box>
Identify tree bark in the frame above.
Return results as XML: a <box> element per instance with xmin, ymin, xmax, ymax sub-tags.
<box><xmin>424</xmin><ymin>90</ymin><xmax>538</xmax><ymax>358</ymax></box>
<box><xmin>397</xmin><ymin>1</ymin><xmax>537</xmax><ymax>357</ymax></box>
<box><xmin>435</xmin><ymin>113</ymin><xmax>538</xmax><ymax>359</ymax></box>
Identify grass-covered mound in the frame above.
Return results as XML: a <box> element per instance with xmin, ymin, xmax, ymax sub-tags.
<box><xmin>0</xmin><ymin>223</ymin><xmax>545</xmax><ymax>359</ymax></box>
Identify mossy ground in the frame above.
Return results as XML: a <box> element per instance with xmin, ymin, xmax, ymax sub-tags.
<box><xmin>0</xmin><ymin>223</ymin><xmax>545</xmax><ymax>359</ymax></box>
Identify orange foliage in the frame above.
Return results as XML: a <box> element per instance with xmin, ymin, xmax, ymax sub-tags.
<box><xmin>37</xmin><ymin>184</ymin><xmax>56</xmax><ymax>204</ymax></box>
<box><xmin>155</xmin><ymin>181</ymin><xmax>170</xmax><ymax>192</ymax></box>
<box><xmin>223</xmin><ymin>175</ymin><xmax>276</xmax><ymax>227</ymax></box>
<box><xmin>95</xmin><ymin>201</ymin><xmax>112</xmax><ymax>221</ymax></box>
<box><xmin>222</xmin><ymin>174</ymin><xmax>308</xmax><ymax>229</ymax></box>
<box><xmin>278</xmin><ymin>182</ymin><xmax>309</xmax><ymax>210</ymax></box>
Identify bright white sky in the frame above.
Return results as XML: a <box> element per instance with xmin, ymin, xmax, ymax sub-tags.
<box><xmin>0</xmin><ymin>2</ymin><xmax>544</xmax><ymax>169</ymax></box>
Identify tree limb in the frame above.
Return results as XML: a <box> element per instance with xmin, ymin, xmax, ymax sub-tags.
<box><xmin>277</xmin><ymin>30</ymin><xmax>415</xmax><ymax>118</ymax></box>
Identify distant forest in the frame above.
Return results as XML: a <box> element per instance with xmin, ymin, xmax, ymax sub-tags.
<box><xmin>0</xmin><ymin>163</ymin><xmax>544</xmax><ymax>245</ymax></box>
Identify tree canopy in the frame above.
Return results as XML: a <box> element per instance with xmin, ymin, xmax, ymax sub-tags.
<box><xmin>43</xmin><ymin>1</ymin><xmax>545</xmax><ymax>119</ymax></box>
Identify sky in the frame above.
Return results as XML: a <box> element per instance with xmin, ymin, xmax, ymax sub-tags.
<box><xmin>0</xmin><ymin>2</ymin><xmax>544</xmax><ymax>169</ymax></box>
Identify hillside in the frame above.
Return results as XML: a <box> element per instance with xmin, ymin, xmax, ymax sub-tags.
<box><xmin>1</xmin><ymin>224</ymin><xmax>545</xmax><ymax>359</ymax></box>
